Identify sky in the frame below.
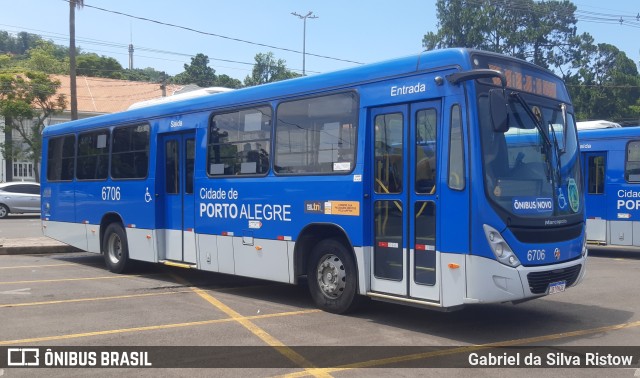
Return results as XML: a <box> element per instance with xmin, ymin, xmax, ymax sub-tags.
<box><xmin>1</xmin><ymin>0</ymin><xmax>639</xmax><ymax>81</ymax></box>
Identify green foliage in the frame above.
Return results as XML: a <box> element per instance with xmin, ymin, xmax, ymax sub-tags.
<box><xmin>22</xmin><ymin>41</ymin><xmax>70</xmax><ymax>74</ymax></box>
<box><xmin>215</xmin><ymin>74</ymin><xmax>243</xmax><ymax>89</ymax></box>
<box><xmin>244</xmin><ymin>52</ymin><xmax>300</xmax><ymax>87</ymax></box>
<box><xmin>0</xmin><ymin>71</ymin><xmax>66</xmax><ymax>181</ymax></box>
<box><xmin>76</xmin><ymin>53</ymin><xmax>124</xmax><ymax>79</ymax></box>
<box><xmin>424</xmin><ymin>0</ymin><xmax>640</xmax><ymax>123</ymax></box>
<box><xmin>0</xmin><ymin>31</ymin><xmax>43</xmax><ymax>55</ymax></box>
<box><xmin>424</xmin><ymin>0</ymin><xmax>577</xmax><ymax>69</ymax></box>
<box><xmin>172</xmin><ymin>53</ymin><xmax>244</xmax><ymax>88</ymax></box>
<box><xmin>173</xmin><ymin>53</ymin><xmax>217</xmax><ymax>87</ymax></box>
<box><xmin>565</xmin><ymin>41</ymin><xmax>640</xmax><ymax>122</ymax></box>
<box><xmin>121</xmin><ymin>67</ymin><xmax>168</xmax><ymax>83</ymax></box>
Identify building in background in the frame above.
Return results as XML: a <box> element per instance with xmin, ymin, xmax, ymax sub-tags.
<box><xmin>0</xmin><ymin>75</ymin><xmax>183</xmax><ymax>182</ymax></box>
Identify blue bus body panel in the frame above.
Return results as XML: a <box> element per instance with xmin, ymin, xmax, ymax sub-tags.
<box><xmin>41</xmin><ymin>49</ymin><xmax>475</xmax><ymax>244</ymax></box>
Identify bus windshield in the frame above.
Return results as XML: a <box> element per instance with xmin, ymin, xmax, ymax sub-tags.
<box><xmin>478</xmin><ymin>89</ymin><xmax>583</xmax><ymax>222</ymax></box>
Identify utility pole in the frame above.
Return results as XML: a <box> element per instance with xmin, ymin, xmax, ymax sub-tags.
<box><xmin>291</xmin><ymin>11</ymin><xmax>318</xmax><ymax>76</ymax></box>
<box><xmin>128</xmin><ymin>44</ymin><xmax>134</xmax><ymax>70</ymax></box>
<box><xmin>128</xmin><ymin>26</ymin><xmax>134</xmax><ymax>70</ymax></box>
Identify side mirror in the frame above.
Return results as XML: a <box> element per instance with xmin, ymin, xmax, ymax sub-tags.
<box><xmin>489</xmin><ymin>89</ymin><xmax>509</xmax><ymax>132</ymax></box>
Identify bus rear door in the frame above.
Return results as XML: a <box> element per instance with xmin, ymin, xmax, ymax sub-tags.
<box><xmin>370</xmin><ymin>101</ymin><xmax>440</xmax><ymax>303</ymax></box>
<box><xmin>158</xmin><ymin>132</ymin><xmax>197</xmax><ymax>264</ymax></box>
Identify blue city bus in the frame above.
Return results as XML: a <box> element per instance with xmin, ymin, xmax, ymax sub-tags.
<box><xmin>579</xmin><ymin>126</ymin><xmax>640</xmax><ymax>248</ymax></box>
<box><xmin>41</xmin><ymin>48</ymin><xmax>587</xmax><ymax>313</ymax></box>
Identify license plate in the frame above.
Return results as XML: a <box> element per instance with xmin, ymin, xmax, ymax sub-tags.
<box><xmin>548</xmin><ymin>281</ymin><xmax>566</xmax><ymax>294</ymax></box>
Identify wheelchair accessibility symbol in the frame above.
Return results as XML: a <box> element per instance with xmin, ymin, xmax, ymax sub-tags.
<box><xmin>145</xmin><ymin>187</ymin><xmax>153</xmax><ymax>203</ymax></box>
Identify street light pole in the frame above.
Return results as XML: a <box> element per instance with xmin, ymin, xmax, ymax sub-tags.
<box><xmin>291</xmin><ymin>11</ymin><xmax>318</xmax><ymax>76</ymax></box>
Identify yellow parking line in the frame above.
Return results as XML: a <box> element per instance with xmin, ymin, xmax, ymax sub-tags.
<box><xmin>0</xmin><ymin>263</ymin><xmax>75</xmax><ymax>270</ymax></box>
<box><xmin>0</xmin><ymin>309</ymin><xmax>319</xmax><ymax>346</ymax></box>
<box><xmin>170</xmin><ymin>273</ymin><xmax>331</xmax><ymax>378</ymax></box>
<box><xmin>0</xmin><ymin>290</ymin><xmax>193</xmax><ymax>308</ymax></box>
<box><xmin>0</xmin><ymin>273</ymin><xmax>163</xmax><ymax>285</ymax></box>
<box><xmin>0</xmin><ymin>284</ymin><xmax>287</xmax><ymax>308</ymax></box>
<box><xmin>277</xmin><ymin>319</ymin><xmax>640</xmax><ymax>378</ymax></box>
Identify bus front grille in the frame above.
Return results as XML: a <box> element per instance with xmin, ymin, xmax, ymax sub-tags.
<box><xmin>526</xmin><ymin>265</ymin><xmax>582</xmax><ymax>294</ymax></box>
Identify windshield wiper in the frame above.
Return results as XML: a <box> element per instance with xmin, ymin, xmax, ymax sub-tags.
<box><xmin>508</xmin><ymin>91</ymin><xmax>558</xmax><ymax>184</ymax></box>
<box><xmin>558</xmin><ymin>103</ymin><xmax>567</xmax><ymax>155</ymax></box>
<box><xmin>509</xmin><ymin>92</ymin><xmax>552</xmax><ymax>148</ymax></box>
<box><xmin>548</xmin><ymin>121</ymin><xmax>563</xmax><ymax>184</ymax></box>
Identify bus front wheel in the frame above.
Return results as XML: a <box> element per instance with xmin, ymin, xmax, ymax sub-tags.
<box><xmin>102</xmin><ymin>223</ymin><xmax>130</xmax><ymax>274</ymax></box>
<box><xmin>307</xmin><ymin>239</ymin><xmax>361</xmax><ymax>314</ymax></box>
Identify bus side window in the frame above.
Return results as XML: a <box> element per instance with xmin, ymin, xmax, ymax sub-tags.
<box><xmin>77</xmin><ymin>130</ymin><xmax>110</xmax><ymax>181</ymax></box>
<box><xmin>111</xmin><ymin>124</ymin><xmax>150</xmax><ymax>180</ymax></box>
<box><xmin>274</xmin><ymin>92</ymin><xmax>358</xmax><ymax>175</ymax></box>
<box><xmin>47</xmin><ymin>135</ymin><xmax>75</xmax><ymax>182</ymax></box>
<box><xmin>626</xmin><ymin>141</ymin><xmax>640</xmax><ymax>182</ymax></box>
<box><xmin>208</xmin><ymin>106</ymin><xmax>272</xmax><ymax>177</ymax></box>
<box><xmin>448</xmin><ymin>104</ymin><xmax>465</xmax><ymax>190</ymax></box>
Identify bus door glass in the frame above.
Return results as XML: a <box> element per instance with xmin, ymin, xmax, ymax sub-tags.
<box><xmin>370</xmin><ymin>101</ymin><xmax>440</xmax><ymax>302</ymax></box>
<box><xmin>159</xmin><ymin>132</ymin><xmax>196</xmax><ymax>263</ymax></box>
<box><xmin>583</xmin><ymin>152</ymin><xmax>607</xmax><ymax>243</ymax></box>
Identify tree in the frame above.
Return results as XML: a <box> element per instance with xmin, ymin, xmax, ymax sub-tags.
<box><xmin>76</xmin><ymin>53</ymin><xmax>124</xmax><ymax>79</ymax></box>
<box><xmin>565</xmin><ymin>40</ymin><xmax>640</xmax><ymax>122</ymax></box>
<box><xmin>22</xmin><ymin>41</ymin><xmax>69</xmax><ymax>74</ymax></box>
<box><xmin>121</xmin><ymin>67</ymin><xmax>168</xmax><ymax>83</ymax></box>
<box><xmin>423</xmin><ymin>0</ymin><xmax>578</xmax><ymax>70</ymax></box>
<box><xmin>244</xmin><ymin>52</ymin><xmax>300</xmax><ymax>87</ymax></box>
<box><xmin>214</xmin><ymin>74</ymin><xmax>243</xmax><ymax>89</ymax></box>
<box><xmin>0</xmin><ymin>72</ymin><xmax>66</xmax><ymax>182</ymax></box>
<box><xmin>423</xmin><ymin>0</ymin><xmax>489</xmax><ymax>51</ymax></box>
<box><xmin>0</xmin><ymin>31</ymin><xmax>42</xmax><ymax>56</ymax></box>
<box><xmin>173</xmin><ymin>53</ymin><xmax>217</xmax><ymax>87</ymax></box>
<box><xmin>69</xmin><ymin>0</ymin><xmax>84</xmax><ymax>120</ymax></box>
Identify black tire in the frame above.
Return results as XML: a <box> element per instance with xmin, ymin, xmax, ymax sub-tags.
<box><xmin>307</xmin><ymin>238</ymin><xmax>361</xmax><ymax>314</ymax></box>
<box><xmin>0</xmin><ymin>204</ymin><xmax>9</xmax><ymax>219</ymax></box>
<box><xmin>102</xmin><ymin>223</ymin><xmax>130</xmax><ymax>273</ymax></box>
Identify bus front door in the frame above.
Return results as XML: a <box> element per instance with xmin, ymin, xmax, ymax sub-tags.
<box><xmin>159</xmin><ymin>132</ymin><xmax>197</xmax><ymax>264</ymax></box>
<box><xmin>370</xmin><ymin>102</ymin><xmax>440</xmax><ymax>303</ymax></box>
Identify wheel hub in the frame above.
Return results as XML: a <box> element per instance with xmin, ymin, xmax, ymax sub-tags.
<box><xmin>108</xmin><ymin>234</ymin><xmax>122</xmax><ymax>264</ymax></box>
<box><xmin>317</xmin><ymin>254</ymin><xmax>346</xmax><ymax>299</ymax></box>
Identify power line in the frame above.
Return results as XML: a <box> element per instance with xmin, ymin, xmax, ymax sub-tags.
<box><xmin>0</xmin><ymin>24</ymin><xmax>321</xmax><ymax>75</ymax></box>
<box><xmin>64</xmin><ymin>0</ymin><xmax>363</xmax><ymax>65</ymax></box>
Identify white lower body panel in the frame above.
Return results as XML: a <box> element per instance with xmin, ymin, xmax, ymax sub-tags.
<box><xmin>465</xmin><ymin>254</ymin><xmax>587</xmax><ymax>304</ymax></box>
<box><xmin>42</xmin><ymin>220</ymin><xmax>88</xmax><ymax>252</ymax></box>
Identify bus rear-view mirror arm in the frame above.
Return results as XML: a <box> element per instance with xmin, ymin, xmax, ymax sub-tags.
<box><xmin>446</xmin><ymin>69</ymin><xmax>509</xmax><ymax>132</ymax></box>
<box><xmin>446</xmin><ymin>69</ymin><xmax>507</xmax><ymax>89</ymax></box>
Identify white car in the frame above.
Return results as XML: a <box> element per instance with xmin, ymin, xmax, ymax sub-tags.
<box><xmin>0</xmin><ymin>182</ymin><xmax>41</xmax><ymax>219</ymax></box>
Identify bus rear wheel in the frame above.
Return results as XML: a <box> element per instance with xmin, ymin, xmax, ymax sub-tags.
<box><xmin>102</xmin><ymin>223</ymin><xmax>130</xmax><ymax>273</ymax></box>
<box><xmin>307</xmin><ymin>239</ymin><xmax>361</xmax><ymax>314</ymax></box>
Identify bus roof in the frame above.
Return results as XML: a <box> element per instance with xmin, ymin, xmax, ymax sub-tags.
<box><xmin>576</xmin><ymin>120</ymin><xmax>622</xmax><ymax>130</ymax></box>
<box><xmin>578</xmin><ymin>126</ymin><xmax>640</xmax><ymax>152</ymax></box>
<box><xmin>42</xmin><ymin>48</ymin><xmax>561</xmax><ymax>137</ymax></box>
<box><xmin>127</xmin><ymin>87</ymin><xmax>234</xmax><ymax>110</ymax></box>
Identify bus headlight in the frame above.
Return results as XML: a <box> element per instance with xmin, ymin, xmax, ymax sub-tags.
<box><xmin>483</xmin><ymin>224</ymin><xmax>521</xmax><ymax>268</ymax></box>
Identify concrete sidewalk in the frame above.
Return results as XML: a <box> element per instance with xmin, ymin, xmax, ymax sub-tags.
<box><xmin>0</xmin><ymin>237</ymin><xmax>81</xmax><ymax>255</ymax></box>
